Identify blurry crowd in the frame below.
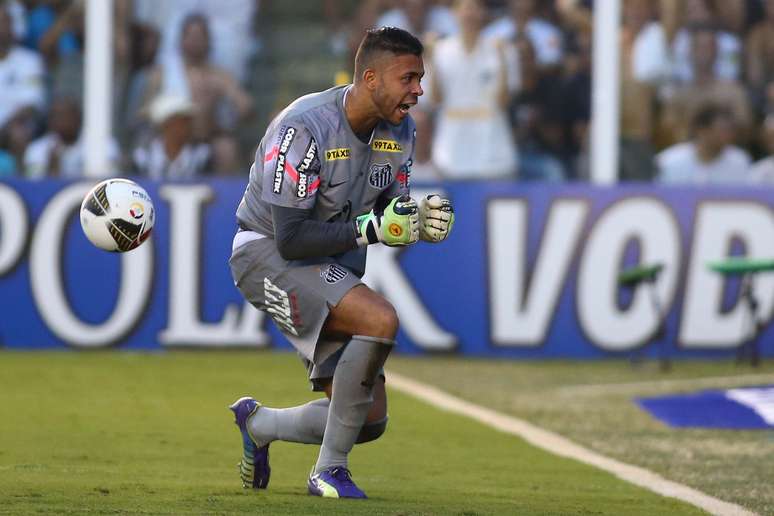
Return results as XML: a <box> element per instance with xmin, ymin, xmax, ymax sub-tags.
<box><xmin>0</xmin><ymin>0</ymin><xmax>257</xmax><ymax>180</ymax></box>
<box><xmin>1</xmin><ymin>0</ymin><xmax>774</xmax><ymax>184</ymax></box>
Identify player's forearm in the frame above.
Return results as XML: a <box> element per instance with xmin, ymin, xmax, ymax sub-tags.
<box><xmin>271</xmin><ymin>205</ymin><xmax>358</xmax><ymax>260</ymax></box>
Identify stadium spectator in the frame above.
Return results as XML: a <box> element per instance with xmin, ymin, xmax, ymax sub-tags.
<box><xmin>749</xmin><ymin>115</ymin><xmax>774</xmax><ymax>182</ymax></box>
<box><xmin>122</xmin><ymin>22</ymin><xmax>161</xmax><ymax>150</ymax></box>
<box><xmin>24</xmin><ymin>97</ymin><xmax>121</xmax><ymax>179</ymax></box>
<box><xmin>509</xmin><ymin>34</ymin><xmax>569</xmax><ymax>181</ymax></box>
<box><xmin>141</xmin><ymin>13</ymin><xmax>253</xmax><ymax>165</ymax></box>
<box><xmin>30</xmin><ymin>0</ymin><xmax>82</xmax><ymax>65</ymax></box>
<box><xmin>745</xmin><ymin>0</ymin><xmax>774</xmax><ymax>110</ymax></box>
<box><xmin>659</xmin><ymin>26</ymin><xmax>752</xmax><ymax>145</ymax></box>
<box><xmin>483</xmin><ymin>0</ymin><xmax>564</xmax><ymax>69</ymax></box>
<box><xmin>656</xmin><ymin>104</ymin><xmax>751</xmax><ymax>184</ymax></box>
<box><xmin>0</xmin><ymin>5</ymin><xmax>45</xmax><ymax>135</ymax></box>
<box><xmin>617</xmin><ymin>0</ymin><xmax>668</xmax><ymax>180</ymax></box>
<box><xmin>375</xmin><ymin>0</ymin><xmax>459</xmax><ymax>40</ymax></box>
<box><xmin>132</xmin><ymin>94</ymin><xmax>211</xmax><ymax>180</ymax></box>
<box><xmin>0</xmin><ymin>108</ymin><xmax>36</xmax><ymax>177</ymax></box>
<box><xmin>429</xmin><ymin>0</ymin><xmax>519</xmax><ymax>179</ymax></box>
<box><xmin>669</xmin><ymin>0</ymin><xmax>742</xmax><ymax>83</ymax></box>
<box><xmin>134</xmin><ymin>0</ymin><xmax>258</xmax><ymax>85</ymax></box>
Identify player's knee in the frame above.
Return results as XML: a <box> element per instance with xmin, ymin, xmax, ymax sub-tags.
<box><xmin>355</xmin><ymin>416</ymin><xmax>388</xmax><ymax>444</ymax></box>
<box><xmin>368</xmin><ymin>302</ymin><xmax>399</xmax><ymax>339</ymax></box>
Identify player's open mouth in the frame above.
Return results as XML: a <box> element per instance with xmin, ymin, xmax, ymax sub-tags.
<box><xmin>398</xmin><ymin>104</ymin><xmax>412</xmax><ymax>114</ymax></box>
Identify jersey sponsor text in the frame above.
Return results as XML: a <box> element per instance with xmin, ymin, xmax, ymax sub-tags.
<box><xmin>372</xmin><ymin>139</ymin><xmax>403</xmax><ymax>152</ymax></box>
<box><xmin>325</xmin><ymin>148</ymin><xmax>350</xmax><ymax>161</ymax></box>
<box><xmin>273</xmin><ymin>127</ymin><xmax>297</xmax><ymax>194</ymax></box>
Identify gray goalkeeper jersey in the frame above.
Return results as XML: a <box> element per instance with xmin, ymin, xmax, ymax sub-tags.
<box><xmin>236</xmin><ymin>85</ymin><xmax>415</xmax><ymax>273</ymax></box>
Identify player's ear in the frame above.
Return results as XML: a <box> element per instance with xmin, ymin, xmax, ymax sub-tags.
<box><xmin>363</xmin><ymin>68</ymin><xmax>377</xmax><ymax>91</ymax></box>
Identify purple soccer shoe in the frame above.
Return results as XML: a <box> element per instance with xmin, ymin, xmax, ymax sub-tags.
<box><xmin>308</xmin><ymin>466</ymin><xmax>367</xmax><ymax>499</ymax></box>
<box><xmin>229</xmin><ymin>396</ymin><xmax>270</xmax><ymax>489</ymax></box>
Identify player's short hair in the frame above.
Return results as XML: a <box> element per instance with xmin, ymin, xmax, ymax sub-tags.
<box><xmin>354</xmin><ymin>27</ymin><xmax>423</xmax><ymax>79</ymax></box>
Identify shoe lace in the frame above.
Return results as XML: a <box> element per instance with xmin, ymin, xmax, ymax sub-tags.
<box><xmin>330</xmin><ymin>467</ymin><xmax>354</xmax><ymax>486</ymax></box>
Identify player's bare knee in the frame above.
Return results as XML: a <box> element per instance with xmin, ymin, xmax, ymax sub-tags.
<box><xmin>356</xmin><ymin>416</ymin><xmax>388</xmax><ymax>444</ymax></box>
<box><xmin>367</xmin><ymin>302</ymin><xmax>399</xmax><ymax>339</ymax></box>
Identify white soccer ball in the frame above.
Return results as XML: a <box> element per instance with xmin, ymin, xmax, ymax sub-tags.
<box><xmin>80</xmin><ymin>178</ymin><xmax>155</xmax><ymax>252</ymax></box>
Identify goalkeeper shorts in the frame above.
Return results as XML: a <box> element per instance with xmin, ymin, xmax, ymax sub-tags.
<box><xmin>229</xmin><ymin>237</ymin><xmax>362</xmax><ymax>365</ymax></box>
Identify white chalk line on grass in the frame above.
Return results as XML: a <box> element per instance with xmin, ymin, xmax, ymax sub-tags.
<box><xmin>558</xmin><ymin>372</ymin><xmax>774</xmax><ymax>397</ymax></box>
<box><xmin>387</xmin><ymin>371</ymin><xmax>756</xmax><ymax>516</ymax></box>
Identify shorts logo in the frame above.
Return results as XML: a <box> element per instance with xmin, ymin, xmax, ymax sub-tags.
<box><xmin>273</xmin><ymin>126</ymin><xmax>296</xmax><ymax>194</ymax></box>
<box><xmin>263</xmin><ymin>277</ymin><xmax>299</xmax><ymax>336</ymax></box>
<box><xmin>320</xmin><ymin>264</ymin><xmax>349</xmax><ymax>284</ymax></box>
<box><xmin>297</xmin><ymin>137</ymin><xmax>318</xmax><ymax>198</ymax></box>
<box><xmin>368</xmin><ymin>163</ymin><xmax>392</xmax><ymax>189</ymax></box>
<box><xmin>325</xmin><ymin>148</ymin><xmax>350</xmax><ymax>161</ymax></box>
<box><xmin>372</xmin><ymin>139</ymin><xmax>403</xmax><ymax>152</ymax></box>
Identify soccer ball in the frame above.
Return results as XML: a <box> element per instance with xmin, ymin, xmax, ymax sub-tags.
<box><xmin>80</xmin><ymin>178</ymin><xmax>155</xmax><ymax>252</ymax></box>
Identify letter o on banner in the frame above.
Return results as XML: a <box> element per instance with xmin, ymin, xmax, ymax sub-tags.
<box><xmin>577</xmin><ymin>197</ymin><xmax>680</xmax><ymax>351</ymax></box>
<box><xmin>0</xmin><ymin>184</ymin><xmax>29</xmax><ymax>275</ymax></box>
<box><xmin>29</xmin><ymin>183</ymin><xmax>153</xmax><ymax>348</ymax></box>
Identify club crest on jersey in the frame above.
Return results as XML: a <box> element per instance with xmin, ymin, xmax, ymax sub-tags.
<box><xmin>320</xmin><ymin>264</ymin><xmax>349</xmax><ymax>284</ymax></box>
<box><xmin>368</xmin><ymin>163</ymin><xmax>392</xmax><ymax>189</ymax></box>
<box><xmin>273</xmin><ymin>126</ymin><xmax>296</xmax><ymax>194</ymax></box>
<box><xmin>372</xmin><ymin>139</ymin><xmax>403</xmax><ymax>152</ymax></box>
<box><xmin>325</xmin><ymin>148</ymin><xmax>350</xmax><ymax>161</ymax></box>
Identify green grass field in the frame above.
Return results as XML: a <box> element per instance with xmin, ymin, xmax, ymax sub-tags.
<box><xmin>0</xmin><ymin>351</ymin><xmax>752</xmax><ymax>515</ymax></box>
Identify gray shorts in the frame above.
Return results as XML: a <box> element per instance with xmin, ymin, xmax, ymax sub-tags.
<box><xmin>229</xmin><ymin>237</ymin><xmax>362</xmax><ymax>364</ymax></box>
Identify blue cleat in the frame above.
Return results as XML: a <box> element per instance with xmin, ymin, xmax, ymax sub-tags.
<box><xmin>308</xmin><ymin>466</ymin><xmax>367</xmax><ymax>499</ymax></box>
<box><xmin>229</xmin><ymin>396</ymin><xmax>270</xmax><ymax>489</ymax></box>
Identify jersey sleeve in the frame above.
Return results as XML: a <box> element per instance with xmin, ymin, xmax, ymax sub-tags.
<box><xmin>260</xmin><ymin>122</ymin><xmax>321</xmax><ymax>209</ymax></box>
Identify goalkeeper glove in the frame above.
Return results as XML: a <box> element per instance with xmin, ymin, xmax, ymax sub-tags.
<box><xmin>419</xmin><ymin>194</ymin><xmax>455</xmax><ymax>243</ymax></box>
<box><xmin>355</xmin><ymin>195</ymin><xmax>419</xmax><ymax>247</ymax></box>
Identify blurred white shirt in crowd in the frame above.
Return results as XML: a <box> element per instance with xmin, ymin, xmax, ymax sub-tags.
<box><xmin>0</xmin><ymin>45</ymin><xmax>45</xmax><ymax>128</ymax></box>
<box><xmin>24</xmin><ymin>135</ymin><xmax>120</xmax><ymax>179</ymax></box>
<box><xmin>631</xmin><ymin>22</ymin><xmax>671</xmax><ymax>84</ymax></box>
<box><xmin>376</xmin><ymin>5</ymin><xmax>458</xmax><ymax>38</ymax></box>
<box><xmin>133</xmin><ymin>139</ymin><xmax>210</xmax><ymax>180</ymax></box>
<box><xmin>430</xmin><ymin>35</ymin><xmax>519</xmax><ymax>179</ymax></box>
<box><xmin>671</xmin><ymin>29</ymin><xmax>741</xmax><ymax>83</ymax></box>
<box><xmin>656</xmin><ymin>142</ymin><xmax>750</xmax><ymax>184</ymax></box>
<box><xmin>749</xmin><ymin>157</ymin><xmax>774</xmax><ymax>183</ymax></box>
<box><xmin>482</xmin><ymin>16</ymin><xmax>562</xmax><ymax>66</ymax></box>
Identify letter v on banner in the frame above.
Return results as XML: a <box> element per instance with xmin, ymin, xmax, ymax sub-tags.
<box><xmin>488</xmin><ymin>199</ymin><xmax>589</xmax><ymax>346</ymax></box>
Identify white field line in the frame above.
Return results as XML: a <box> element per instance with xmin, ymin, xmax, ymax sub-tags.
<box><xmin>557</xmin><ymin>373</ymin><xmax>774</xmax><ymax>397</ymax></box>
<box><xmin>387</xmin><ymin>371</ymin><xmax>757</xmax><ymax>516</ymax></box>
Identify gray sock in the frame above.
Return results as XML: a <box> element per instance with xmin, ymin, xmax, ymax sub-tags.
<box><xmin>247</xmin><ymin>397</ymin><xmax>329</xmax><ymax>446</ymax></box>
<box><xmin>314</xmin><ymin>335</ymin><xmax>393</xmax><ymax>473</ymax></box>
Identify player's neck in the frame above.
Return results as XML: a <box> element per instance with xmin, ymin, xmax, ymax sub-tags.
<box><xmin>344</xmin><ymin>84</ymin><xmax>379</xmax><ymax>141</ymax></box>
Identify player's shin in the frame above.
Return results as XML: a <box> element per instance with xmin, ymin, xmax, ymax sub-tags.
<box><xmin>247</xmin><ymin>398</ymin><xmax>329</xmax><ymax>446</ymax></box>
<box><xmin>314</xmin><ymin>335</ymin><xmax>394</xmax><ymax>473</ymax></box>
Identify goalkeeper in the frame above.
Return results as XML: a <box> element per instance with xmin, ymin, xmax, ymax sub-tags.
<box><xmin>228</xmin><ymin>27</ymin><xmax>454</xmax><ymax>499</ymax></box>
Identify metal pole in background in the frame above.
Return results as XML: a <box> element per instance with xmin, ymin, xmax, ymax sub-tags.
<box><xmin>590</xmin><ymin>0</ymin><xmax>621</xmax><ymax>184</ymax></box>
<box><xmin>84</xmin><ymin>0</ymin><xmax>113</xmax><ymax>177</ymax></box>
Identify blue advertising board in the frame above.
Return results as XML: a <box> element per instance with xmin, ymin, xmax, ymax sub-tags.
<box><xmin>1</xmin><ymin>178</ymin><xmax>774</xmax><ymax>358</ymax></box>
